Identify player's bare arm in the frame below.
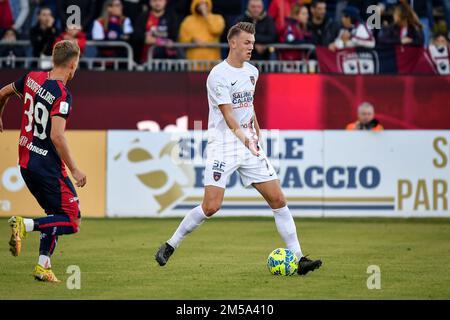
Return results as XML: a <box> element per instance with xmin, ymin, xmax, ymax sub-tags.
<box><xmin>219</xmin><ymin>103</ymin><xmax>259</xmax><ymax>156</ymax></box>
<box><xmin>0</xmin><ymin>84</ymin><xmax>17</xmax><ymax>132</ymax></box>
<box><xmin>51</xmin><ymin>116</ymin><xmax>87</xmax><ymax>187</ymax></box>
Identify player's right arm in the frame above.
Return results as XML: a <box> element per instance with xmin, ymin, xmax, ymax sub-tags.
<box><xmin>50</xmin><ymin>116</ymin><xmax>87</xmax><ymax>187</ymax></box>
<box><xmin>219</xmin><ymin>104</ymin><xmax>259</xmax><ymax>156</ymax></box>
<box><xmin>0</xmin><ymin>84</ymin><xmax>17</xmax><ymax>132</ymax></box>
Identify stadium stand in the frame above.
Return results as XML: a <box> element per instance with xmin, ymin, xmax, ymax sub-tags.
<box><xmin>0</xmin><ymin>0</ymin><xmax>449</xmax><ymax>73</ymax></box>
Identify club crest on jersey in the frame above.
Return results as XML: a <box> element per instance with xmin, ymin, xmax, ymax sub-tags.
<box><xmin>250</xmin><ymin>76</ymin><xmax>255</xmax><ymax>85</ymax></box>
<box><xmin>213</xmin><ymin>172</ymin><xmax>221</xmax><ymax>181</ymax></box>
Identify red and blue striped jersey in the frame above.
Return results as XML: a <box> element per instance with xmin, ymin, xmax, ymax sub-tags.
<box><xmin>12</xmin><ymin>71</ymin><xmax>73</xmax><ymax>178</ymax></box>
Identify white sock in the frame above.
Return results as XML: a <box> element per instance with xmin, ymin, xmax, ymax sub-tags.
<box><xmin>273</xmin><ymin>205</ymin><xmax>303</xmax><ymax>259</ymax></box>
<box><xmin>24</xmin><ymin>218</ymin><xmax>34</xmax><ymax>233</ymax></box>
<box><xmin>38</xmin><ymin>255</ymin><xmax>51</xmax><ymax>268</ymax></box>
<box><xmin>167</xmin><ymin>205</ymin><xmax>208</xmax><ymax>248</ymax></box>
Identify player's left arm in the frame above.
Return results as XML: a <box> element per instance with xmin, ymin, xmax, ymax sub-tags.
<box><xmin>0</xmin><ymin>84</ymin><xmax>17</xmax><ymax>133</ymax></box>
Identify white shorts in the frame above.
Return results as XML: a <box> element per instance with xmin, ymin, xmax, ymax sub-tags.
<box><xmin>204</xmin><ymin>142</ymin><xmax>278</xmax><ymax>188</ymax></box>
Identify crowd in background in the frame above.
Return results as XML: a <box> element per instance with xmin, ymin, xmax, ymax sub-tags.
<box><xmin>0</xmin><ymin>0</ymin><xmax>450</xmax><ymax>65</ymax></box>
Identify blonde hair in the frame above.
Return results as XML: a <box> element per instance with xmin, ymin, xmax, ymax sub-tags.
<box><xmin>52</xmin><ymin>40</ymin><xmax>80</xmax><ymax>67</ymax></box>
<box><xmin>227</xmin><ymin>22</ymin><xmax>256</xmax><ymax>41</ymax></box>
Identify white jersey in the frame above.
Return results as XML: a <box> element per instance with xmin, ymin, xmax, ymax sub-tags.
<box><xmin>206</xmin><ymin>60</ymin><xmax>259</xmax><ymax>144</ymax></box>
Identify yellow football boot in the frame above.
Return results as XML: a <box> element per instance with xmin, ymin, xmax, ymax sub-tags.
<box><xmin>33</xmin><ymin>265</ymin><xmax>61</xmax><ymax>283</ymax></box>
<box><xmin>8</xmin><ymin>216</ymin><xmax>27</xmax><ymax>257</ymax></box>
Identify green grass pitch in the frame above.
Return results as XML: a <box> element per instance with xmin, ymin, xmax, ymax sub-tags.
<box><xmin>1</xmin><ymin>217</ymin><xmax>450</xmax><ymax>299</ymax></box>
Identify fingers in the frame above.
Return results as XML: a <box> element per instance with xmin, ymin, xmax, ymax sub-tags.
<box><xmin>76</xmin><ymin>176</ymin><xmax>87</xmax><ymax>188</ymax></box>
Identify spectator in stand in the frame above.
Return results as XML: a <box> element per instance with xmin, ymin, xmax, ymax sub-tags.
<box><xmin>279</xmin><ymin>3</ymin><xmax>313</xmax><ymax>60</ymax></box>
<box><xmin>26</xmin><ymin>1</ymin><xmax>59</xmax><ymax>33</ymax></box>
<box><xmin>58</xmin><ymin>0</ymin><xmax>96</xmax><ymax>35</ymax></box>
<box><xmin>0</xmin><ymin>28</ymin><xmax>26</xmax><ymax>68</ymax></box>
<box><xmin>346</xmin><ymin>102</ymin><xmax>384</xmax><ymax>131</ymax></box>
<box><xmin>236</xmin><ymin>0</ymin><xmax>277</xmax><ymax>60</ymax></box>
<box><xmin>178</xmin><ymin>0</ymin><xmax>225</xmax><ymax>61</ymax></box>
<box><xmin>329</xmin><ymin>6</ymin><xmax>375</xmax><ymax>51</ymax></box>
<box><xmin>378</xmin><ymin>1</ymin><xmax>423</xmax><ymax>47</ymax></box>
<box><xmin>308</xmin><ymin>0</ymin><xmax>340</xmax><ymax>46</ymax></box>
<box><xmin>93</xmin><ymin>0</ymin><xmax>133</xmax><ymax>42</ymax></box>
<box><xmin>132</xmin><ymin>0</ymin><xmax>178</xmax><ymax>63</ymax></box>
<box><xmin>55</xmin><ymin>24</ymin><xmax>87</xmax><ymax>55</ymax></box>
<box><xmin>268</xmin><ymin>0</ymin><xmax>299</xmax><ymax>34</ymax></box>
<box><xmin>30</xmin><ymin>6</ymin><xmax>59</xmax><ymax>69</ymax></box>
<box><xmin>377</xmin><ymin>0</ymin><xmax>433</xmax><ymax>46</ymax></box>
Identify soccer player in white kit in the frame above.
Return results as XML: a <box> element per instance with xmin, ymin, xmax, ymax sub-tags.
<box><xmin>155</xmin><ymin>22</ymin><xmax>322</xmax><ymax>275</ymax></box>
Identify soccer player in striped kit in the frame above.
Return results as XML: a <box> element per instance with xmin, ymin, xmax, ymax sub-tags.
<box><xmin>0</xmin><ymin>40</ymin><xmax>86</xmax><ymax>282</ymax></box>
<box><xmin>155</xmin><ymin>22</ymin><xmax>322</xmax><ymax>275</ymax></box>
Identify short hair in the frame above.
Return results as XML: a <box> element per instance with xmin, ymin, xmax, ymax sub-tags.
<box><xmin>311</xmin><ymin>0</ymin><xmax>326</xmax><ymax>8</ymax></box>
<box><xmin>290</xmin><ymin>3</ymin><xmax>304</xmax><ymax>18</ymax></box>
<box><xmin>38</xmin><ymin>6</ymin><xmax>52</xmax><ymax>15</ymax></box>
<box><xmin>358</xmin><ymin>102</ymin><xmax>374</xmax><ymax>114</ymax></box>
<box><xmin>52</xmin><ymin>40</ymin><xmax>80</xmax><ymax>67</ymax></box>
<box><xmin>227</xmin><ymin>22</ymin><xmax>255</xmax><ymax>41</ymax></box>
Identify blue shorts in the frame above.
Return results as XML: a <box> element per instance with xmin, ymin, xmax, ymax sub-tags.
<box><xmin>20</xmin><ymin>167</ymin><xmax>81</xmax><ymax>220</ymax></box>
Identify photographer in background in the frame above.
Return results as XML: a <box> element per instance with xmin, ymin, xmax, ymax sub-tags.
<box><xmin>346</xmin><ymin>102</ymin><xmax>384</xmax><ymax>131</ymax></box>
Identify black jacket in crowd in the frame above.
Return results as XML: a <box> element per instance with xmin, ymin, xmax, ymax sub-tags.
<box><xmin>131</xmin><ymin>9</ymin><xmax>179</xmax><ymax>62</ymax></box>
<box><xmin>377</xmin><ymin>25</ymin><xmax>424</xmax><ymax>47</ymax></box>
<box><xmin>236</xmin><ymin>11</ymin><xmax>277</xmax><ymax>60</ymax></box>
<box><xmin>307</xmin><ymin>16</ymin><xmax>340</xmax><ymax>46</ymax></box>
<box><xmin>30</xmin><ymin>24</ymin><xmax>59</xmax><ymax>57</ymax></box>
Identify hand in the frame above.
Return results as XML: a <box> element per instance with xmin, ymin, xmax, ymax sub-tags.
<box><xmin>341</xmin><ymin>30</ymin><xmax>351</xmax><ymax>42</ymax></box>
<box><xmin>145</xmin><ymin>34</ymin><xmax>157</xmax><ymax>45</ymax></box>
<box><xmin>401</xmin><ymin>37</ymin><xmax>413</xmax><ymax>45</ymax></box>
<box><xmin>193</xmin><ymin>38</ymin><xmax>207</xmax><ymax>47</ymax></box>
<box><xmin>198</xmin><ymin>3</ymin><xmax>209</xmax><ymax>17</ymax></box>
<box><xmin>0</xmin><ymin>117</ymin><xmax>3</xmax><ymax>132</ymax></box>
<box><xmin>246</xmin><ymin>138</ymin><xmax>260</xmax><ymax>157</ymax></box>
<box><xmin>72</xmin><ymin>168</ymin><xmax>87</xmax><ymax>187</ymax></box>
<box><xmin>328</xmin><ymin>43</ymin><xmax>337</xmax><ymax>52</ymax></box>
<box><xmin>46</xmin><ymin>15</ymin><xmax>54</xmax><ymax>29</ymax></box>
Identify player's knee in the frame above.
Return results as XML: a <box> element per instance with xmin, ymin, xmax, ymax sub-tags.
<box><xmin>270</xmin><ymin>194</ymin><xmax>287</xmax><ymax>209</ymax></box>
<box><xmin>202</xmin><ymin>203</ymin><xmax>221</xmax><ymax>217</ymax></box>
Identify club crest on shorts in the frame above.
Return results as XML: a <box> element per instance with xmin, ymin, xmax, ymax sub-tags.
<box><xmin>213</xmin><ymin>171</ymin><xmax>221</xmax><ymax>181</ymax></box>
<box><xmin>250</xmin><ymin>76</ymin><xmax>255</xmax><ymax>85</ymax></box>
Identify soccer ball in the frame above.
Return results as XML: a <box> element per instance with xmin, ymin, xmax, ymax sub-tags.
<box><xmin>267</xmin><ymin>248</ymin><xmax>298</xmax><ymax>276</ymax></box>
